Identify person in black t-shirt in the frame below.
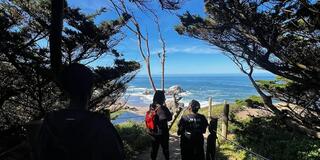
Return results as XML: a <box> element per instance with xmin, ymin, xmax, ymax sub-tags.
<box><xmin>178</xmin><ymin>100</ymin><xmax>208</xmax><ymax>160</ymax></box>
<box><xmin>37</xmin><ymin>63</ymin><xmax>125</xmax><ymax>160</ymax></box>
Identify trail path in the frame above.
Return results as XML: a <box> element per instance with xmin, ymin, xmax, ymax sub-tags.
<box><xmin>137</xmin><ymin>107</ymin><xmax>272</xmax><ymax>160</ymax></box>
<box><xmin>138</xmin><ymin>134</ymin><xmax>181</xmax><ymax>160</ymax></box>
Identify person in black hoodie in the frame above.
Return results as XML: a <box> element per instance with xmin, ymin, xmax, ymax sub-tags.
<box><xmin>178</xmin><ymin>100</ymin><xmax>208</xmax><ymax>160</ymax></box>
<box><xmin>149</xmin><ymin>90</ymin><xmax>172</xmax><ymax>160</ymax></box>
<box><xmin>37</xmin><ymin>63</ymin><xmax>125</xmax><ymax>160</ymax></box>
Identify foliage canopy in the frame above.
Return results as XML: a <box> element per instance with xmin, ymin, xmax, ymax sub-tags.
<box><xmin>176</xmin><ymin>0</ymin><xmax>320</xmax><ymax>133</ymax></box>
<box><xmin>0</xmin><ymin>0</ymin><xmax>140</xmax><ymax>132</ymax></box>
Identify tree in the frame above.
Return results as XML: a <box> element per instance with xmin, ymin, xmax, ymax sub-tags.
<box><xmin>110</xmin><ymin>0</ymin><xmax>171</xmax><ymax>92</ymax></box>
<box><xmin>110</xmin><ymin>0</ymin><xmax>187</xmax><ymax>130</ymax></box>
<box><xmin>176</xmin><ymin>0</ymin><xmax>320</xmax><ymax>137</ymax></box>
<box><xmin>130</xmin><ymin>0</ymin><xmax>183</xmax><ymax>10</ymax></box>
<box><xmin>0</xmin><ymin>0</ymin><xmax>140</xmax><ymax>133</ymax></box>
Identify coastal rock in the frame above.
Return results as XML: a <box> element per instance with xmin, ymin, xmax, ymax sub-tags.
<box><xmin>143</xmin><ymin>89</ymin><xmax>152</xmax><ymax>95</ymax></box>
<box><xmin>123</xmin><ymin>105</ymin><xmax>139</xmax><ymax>111</ymax></box>
<box><xmin>167</xmin><ymin>85</ymin><xmax>185</xmax><ymax>95</ymax></box>
<box><xmin>128</xmin><ymin>107</ymin><xmax>138</xmax><ymax>111</ymax></box>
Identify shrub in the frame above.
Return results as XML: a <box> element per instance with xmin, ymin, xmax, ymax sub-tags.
<box><xmin>234</xmin><ymin>117</ymin><xmax>320</xmax><ymax>160</ymax></box>
<box><xmin>235</xmin><ymin>99</ymin><xmax>247</xmax><ymax>107</ymax></box>
<box><xmin>115</xmin><ymin>121</ymin><xmax>151</xmax><ymax>159</ymax></box>
<box><xmin>236</xmin><ymin>95</ymin><xmax>264</xmax><ymax>108</ymax></box>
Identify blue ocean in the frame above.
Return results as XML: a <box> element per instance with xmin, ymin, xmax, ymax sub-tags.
<box><xmin>124</xmin><ymin>74</ymin><xmax>275</xmax><ymax>107</ymax></box>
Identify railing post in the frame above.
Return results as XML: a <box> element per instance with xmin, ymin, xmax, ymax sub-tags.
<box><xmin>208</xmin><ymin>97</ymin><xmax>212</xmax><ymax>118</ymax></box>
<box><xmin>221</xmin><ymin>100</ymin><xmax>229</xmax><ymax>141</ymax></box>
<box><xmin>206</xmin><ymin>117</ymin><xmax>218</xmax><ymax>160</ymax></box>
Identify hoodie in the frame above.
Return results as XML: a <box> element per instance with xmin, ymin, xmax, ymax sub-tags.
<box><xmin>37</xmin><ymin>109</ymin><xmax>125</xmax><ymax>160</ymax></box>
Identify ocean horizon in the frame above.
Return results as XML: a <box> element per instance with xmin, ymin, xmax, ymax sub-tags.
<box><xmin>123</xmin><ymin>73</ymin><xmax>275</xmax><ymax>107</ymax></box>
<box><xmin>135</xmin><ymin>72</ymin><xmax>274</xmax><ymax>77</ymax></box>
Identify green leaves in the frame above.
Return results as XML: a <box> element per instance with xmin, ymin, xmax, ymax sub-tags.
<box><xmin>0</xmin><ymin>0</ymin><xmax>139</xmax><ymax>130</ymax></box>
<box><xmin>176</xmin><ymin>0</ymin><xmax>320</xmax><ymax>132</ymax></box>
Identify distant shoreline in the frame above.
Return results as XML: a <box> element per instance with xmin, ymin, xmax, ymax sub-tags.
<box><xmin>135</xmin><ymin>73</ymin><xmax>275</xmax><ymax>77</ymax></box>
<box><xmin>125</xmin><ymin>74</ymin><xmax>275</xmax><ymax>109</ymax></box>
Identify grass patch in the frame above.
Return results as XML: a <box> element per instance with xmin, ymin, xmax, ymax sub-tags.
<box><xmin>115</xmin><ymin>121</ymin><xmax>151</xmax><ymax>160</ymax></box>
<box><xmin>217</xmin><ymin>141</ymin><xmax>247</xmax><ymax>160</ymax></box>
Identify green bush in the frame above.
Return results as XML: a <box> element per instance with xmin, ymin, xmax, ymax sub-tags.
<box><xmin>246</xmin><ymin>95</ymin><xmax>263</xmax><ymax>105</ymax></box>
<box><xmin>236</xmin><ymin>95</ymin><xmax>264</xmax><ymax>108</ymax></box>
<box><xmin>234</xmin><ymin>117</ymin><xmax>320</xmax><ymax>160</ymax></box>
<box><xmin>235</xmin><ymin>99</ymin><xmax>247</xmax><ymax>107</ymax></box>
<box><xmin>115</xmin><ymin>121</ymin><xmax>151</xmax><ymax>159</ymax></box>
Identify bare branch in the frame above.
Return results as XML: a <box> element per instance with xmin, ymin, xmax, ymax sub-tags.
<box><xmin>110</xmin><ymin>0</ymin><xmax>158</xmax><ymax>92</ymax></box>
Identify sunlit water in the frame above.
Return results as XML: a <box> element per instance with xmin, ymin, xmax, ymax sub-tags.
<box><xmin>124</xmin><ymin>74</ymin><xmax>274</xmax><ymax>107</ymax></box>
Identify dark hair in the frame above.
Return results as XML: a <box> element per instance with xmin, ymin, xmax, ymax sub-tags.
<box><xmin>189</xmin><ymin>100</ymin><xmax>200</xmax><ymax>113</ymax></box>
<box><xmin>153</xmin><ymin>90</ymin><xmax>165</xmax><ymax>105</ymax></box>
<box><xmin>60</xmin><ymin>63</ymin><xmax>94</xmax><ymax>98</ymax></box>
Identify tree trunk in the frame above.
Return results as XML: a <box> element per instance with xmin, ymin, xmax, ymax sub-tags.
<box><xmin>247</xmin><ymin>73</ymin><xmax>282</xmax><ymax>115</ymax></box>
<box><xmin>146</xmin><ymin>60</ymin><xmax>157</xmax><ymax>92</ymax></box>
<box><xmin>50</xmin><ymin>0</ymin><xmax>64</xmax><ymax>77</ymax></box>
<box><xmin>161</xmin><ymin>57</ymin><xmax>165</xmax><ymax>91</ymax></box>
<box><xmin>247</xmin><ymin>73</ymin><xmax>320</xmax><ymax>138</ymax></box>
<box><xmin>284</xmin><ymin>117</ymin><xmax>320</xmax><ymax>139</ymax></box>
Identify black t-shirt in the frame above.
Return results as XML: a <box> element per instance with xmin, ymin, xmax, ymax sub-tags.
<box><xmin>37</xmin><ymin>109</ymin><xmax>125</xmax><ymax>160</ymax></box>
<box><xmin>178</xmin><ymin>113</ymin><xmax>208</xmax><ymax>137</ymax></box>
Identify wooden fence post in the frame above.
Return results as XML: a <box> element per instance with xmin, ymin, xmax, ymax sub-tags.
<box><xmin>221</xmin><ymin>100</ymin><xmax>229</xmax><ymax>141</ymax></box>
<box><xmin>208</xmin><ymin>97</ymin><xmax>212</xmax><ymax>118</ymax></box>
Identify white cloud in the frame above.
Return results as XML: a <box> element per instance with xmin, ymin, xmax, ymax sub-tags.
<box><xmin>152</xmin><ymin>45</ymin><xmax>220</xmax><ymax>55</ymax></box>
<box><xmin>68</xmin><ymin>0</ymin><xmax>107</xmax><ymax>12</ymax></box>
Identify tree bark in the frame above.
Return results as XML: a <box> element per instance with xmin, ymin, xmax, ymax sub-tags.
<box><xmin>50</xmin><ymin>0</ymin><xmax>64</xmax><ymax>77</ymax></box>
<box><xmin>284</xmin><ymin>116</ymin><xmax>320</xmax><ymax>138</ymax></box>
<box><xmin>247</xmin><ymin>73</ymin><xmax>282</xmax><ymax>115</ymax></box>
<box><xmin>247</xmin><ymin>73</ymin><xmax>320</xmax><ymax>139</ymax></box>
<box><xmin>146</xmin><ymin>59</ymin><xmax>157</xmax><ymax>92</ymax></box>
<box><xmin>161</xmin><ymin>54</ymin><xmax>165</xmax><ymax>91</ymax></box>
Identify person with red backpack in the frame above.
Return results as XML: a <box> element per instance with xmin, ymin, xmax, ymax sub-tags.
<box><xmin>146</xmin><ymin>90</ymin><xmax>172</xmax><ymax>160</ymax></box>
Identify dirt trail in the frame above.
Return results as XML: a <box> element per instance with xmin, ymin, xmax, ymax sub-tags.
<box><xmin>137</xmin><ymin>107</ymin><xmax>273</xmax><ymax>160</ymax></box>
<box><xmin>138</xmin><ymin>134</ymin><xmax>181</xmax><ymax>160</ymax></box>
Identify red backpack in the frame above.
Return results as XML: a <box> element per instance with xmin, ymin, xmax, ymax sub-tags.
<box><xmin>145</xmin><ymin>105</ymin><xmax>160</xmax><ymax>134</ymax></box>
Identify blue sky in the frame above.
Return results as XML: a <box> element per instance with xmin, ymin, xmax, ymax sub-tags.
<box><xmin>68</xmin><ymin>0</ymin><xmax>269</xmax><ymax>75</ymax></box>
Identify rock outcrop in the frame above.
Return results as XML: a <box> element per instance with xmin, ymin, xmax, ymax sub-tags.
<box><xmin>167</xmin><ymin>85</ymin><xmax>185</xmax><ymax>95</ymax></box>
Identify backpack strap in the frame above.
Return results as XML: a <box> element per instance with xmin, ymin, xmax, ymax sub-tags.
<box><xmin>155</xmin><ymin>105</ymin><xmax>160</xmax><ymax>111</ymax></box>
<box><xmin>150</xmin><ymin>104</ymin><xmax>161</xmax><ymax>112</ymax></box>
